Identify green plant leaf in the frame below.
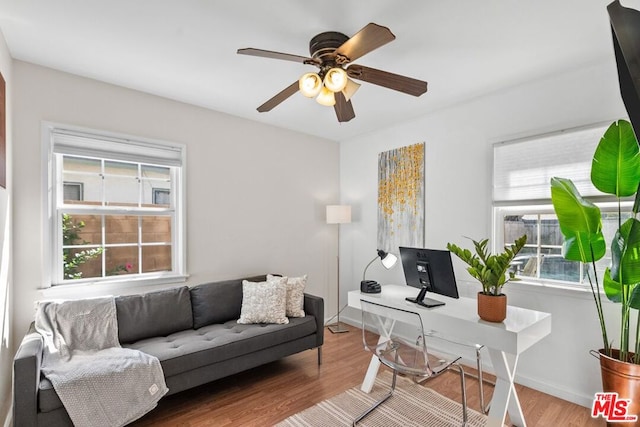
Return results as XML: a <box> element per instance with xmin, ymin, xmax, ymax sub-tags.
<box><xmin>550</xmin><ymin>177</ymin><xmax>606</xmax><ymax>262</ymax></box>
<box><xmin>610</xmin><ymin>218</ymin><xmax>640</xmax><ymax>285</ymax></box>
<box><xmin>591</xmin><ymin>120</ymin><xmax>640</xmax><ymax>197</ymax></box>
<box><xmin>603</xmin><ymin>268</ymin><xmax>621</xmax><ymax>303</ymax></box>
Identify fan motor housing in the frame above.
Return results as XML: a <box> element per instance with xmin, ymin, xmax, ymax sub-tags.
<box><xmin>309</xmin><ymin>31</ymin><xmax>349</xmax><ymax>62</ymax></box>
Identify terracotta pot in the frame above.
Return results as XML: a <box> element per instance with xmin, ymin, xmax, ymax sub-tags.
<box><xmin>599</xmin><ymin>349</ymin><xmax>640</xmax><ymax>426</ymax></box>
<box><xmin>477</xmin><ymin>292</ymin><xmax>506</xmax><ymax>323</ymax></box>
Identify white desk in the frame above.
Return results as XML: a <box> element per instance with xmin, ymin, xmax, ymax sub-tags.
<box><xmin>348</xmin><ymin>285</ymin><xmax>551</xmax><ymax>427</ymax></box>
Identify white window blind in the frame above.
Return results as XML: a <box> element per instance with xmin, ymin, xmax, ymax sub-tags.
<box><xmin>51</xmin><ymin>129</ymin><xmax>183</xmax><ymax>167</ymax></box>
<box><xmin>493</xmin><ymin>123</ymin><xmax>608</xmax><ymax>204</ymax></box>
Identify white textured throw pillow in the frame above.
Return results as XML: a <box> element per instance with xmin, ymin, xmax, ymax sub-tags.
<box><xmin>238</xmin><ymin>277</ymin><xmax>289</xmax><ymax>324</ymax></box>
<box><xmin>267</xmin><ymin>274</ymin><xmax>307</xmax><ymax>318</ymax></box>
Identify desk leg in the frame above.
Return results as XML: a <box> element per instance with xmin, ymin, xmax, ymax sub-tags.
<box><xmin>487</xmin><ymin>348</ymin><xmax>526</xmax><ymax>427</ymax></box>
<box><xmin>361</xmin><ymin>355</ymin><xmax>381</xmax><ymax>393</ymax></box>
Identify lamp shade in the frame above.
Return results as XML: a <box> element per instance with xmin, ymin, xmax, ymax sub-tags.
<box><xmin>342</xmin><ymin>78</ymin><xmax>361</xmax><ymax>101</ymax></box>
<box><xmin>299</xmin><ymin>72</ymin><xmax>323</xmax><ymax>98</ymax></box>
<box><xmin>326</xmin><ymin>205</ymin><xmax>351</xmax><ymax>224</ymax></box>
<box><xmin>379</xmin><ymin>250</ymin><xmax>398</xmax><ymax>269</ymax></box>
<box><xmin>324</xmin><ymin>68</ymin><xmax>348</xmax><ymax>92</ymax></box>
<box><xmin>316</xmin><ymin>86</ymin><xmax>336</xmax><ymax>106</ymax></box>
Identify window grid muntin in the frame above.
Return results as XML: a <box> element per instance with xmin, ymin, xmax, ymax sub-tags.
<box><xmin>499</xmin><ymin>203</ymin><xmax>632</xmax><ymax>288</ymax></box>
<box><xmin>55</xmin><ymin>151</ymin><xmax>177</xmax><ymax>285</ymax></box>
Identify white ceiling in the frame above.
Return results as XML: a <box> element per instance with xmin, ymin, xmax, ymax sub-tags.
<box><xmin>0</xmin><ymin>0</ymin><xmax>631</xmax><ymax>141</ymax></box>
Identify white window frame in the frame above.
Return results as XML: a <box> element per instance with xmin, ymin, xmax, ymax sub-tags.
<box><xmin>494</xmin><ymin>202</ymin><xmax>633</xmax><ymax>290</ymax></box>
<box><xmin>492</xmin><ymin>120</ymin><xmax>630</xmax><ymax>291</ymax></box>
<box><xmin>41</xmin><ymin>122</ymin><xmax>187</xmax><ymax>288</ymax></box>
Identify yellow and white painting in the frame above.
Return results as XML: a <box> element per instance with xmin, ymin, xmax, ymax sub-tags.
<box><xmin>377</xmin><ymin>142</ymin><xmax>425</xmax><ymax>253</ymax></box>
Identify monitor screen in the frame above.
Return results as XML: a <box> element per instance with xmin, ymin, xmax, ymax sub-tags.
<box><xmin>399</xmin><ymin>247</ymin><xmax>459</xmax><ymax>306</ymax></box>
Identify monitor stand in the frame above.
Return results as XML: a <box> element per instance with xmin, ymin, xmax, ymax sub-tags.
<box><xmin>405</xmin><ymin>286</ymin><xmax>445</xmax><ymax>308</ymax></box>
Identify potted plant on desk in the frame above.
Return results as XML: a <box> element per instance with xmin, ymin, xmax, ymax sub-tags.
<box><xmin>550</xmin><ymin>119</ymin><xmax>640</xmax><ymax>423</ymax></box>
<box><xmin>446</xmin><ymin>234</ymin><xmax>527</xmax><ymax>322</ymax></box>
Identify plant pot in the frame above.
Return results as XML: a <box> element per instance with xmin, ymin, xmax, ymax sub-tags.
<box><xmin>599</xmin><ymin>349</ymin><xmax>640</xmax><ymax>426</ymax></box>
<box><xmin>477</xmin><ymin>292</ymin><xmax>506</xmax><ymax>323</ymax></box>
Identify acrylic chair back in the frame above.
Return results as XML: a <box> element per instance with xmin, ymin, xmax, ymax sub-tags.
<box><xmin>360</xmin><ymin>299</ymin><xmax>436</xmax><ymax>378</ymax></box>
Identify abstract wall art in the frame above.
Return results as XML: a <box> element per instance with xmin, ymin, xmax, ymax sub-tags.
<box><xmin>377</xmin><ymin>142</ymin><xmax>425</xmax><ymax>254</ymax></box>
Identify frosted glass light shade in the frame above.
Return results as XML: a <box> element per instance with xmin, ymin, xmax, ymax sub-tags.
<box><xmin>299</xmin><ymin>73</ymin><xmax>323</xmax><ymax>98</ymax></box>
<box><xmin>316</xmin><ymin>86</ymin><xmax>336</xmax><ymax>106</ymax></box>
<box><xmin>324</xmin><ymin>68</ymin><xmax>348</xmax><ymax>92</ymax></box>
<box><xmin>326</xmin><ymin>205</ymin><xmax>351</xmax><ymax>224</ymax></box>
<box><xmin>342</xmin><ymin>78</ymin><xmax>361</xmax><ymax>101</ymax></box>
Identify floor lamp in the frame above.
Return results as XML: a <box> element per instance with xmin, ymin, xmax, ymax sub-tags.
<box><xmin>326</xmin><ymin>205</ymin><xmax>351</xmax><ymax>334</ymax></box>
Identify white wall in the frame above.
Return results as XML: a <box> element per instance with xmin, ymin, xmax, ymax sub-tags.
<box><xmin>0</xmin><ymin>29</ymin><xmax>12</xmax><ymax>426</ymax></box>
<box><xmin>11</xmin><ymin>61</ymin><xmax>340</xmax><ymax>352</ymax></box>
<box><xmin>339</xmin><ymin>59</ymin><xmax>628</xmax><ymax>407</ymax></box>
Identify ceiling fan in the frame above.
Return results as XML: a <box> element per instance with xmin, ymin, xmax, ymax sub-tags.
<box><xmin>237</xmin><ymin>23</ymin><xmax>428</xmax><ymax>123</ymax></box>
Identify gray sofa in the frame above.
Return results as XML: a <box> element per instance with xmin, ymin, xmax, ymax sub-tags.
<box><xmin>13</xmin><ymin>274</ymin><xmax>324</xmax><ymax>426</ymax></box>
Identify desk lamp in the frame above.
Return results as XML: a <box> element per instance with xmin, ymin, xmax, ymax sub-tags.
<box><xmin>361</xmin><ymin>249</ymin><xmax>397</xmax><ymax>293</ymax></box>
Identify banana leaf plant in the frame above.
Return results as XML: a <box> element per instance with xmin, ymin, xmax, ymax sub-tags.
<box><xmin>550</xmin><ymin>119</ymin><xmax>640</xmax><ymax>364</ymax></box>
<box><xmin>447</xmin><ymin>234</ymin><xmax>527</xmax><ymax>296</ymax></box>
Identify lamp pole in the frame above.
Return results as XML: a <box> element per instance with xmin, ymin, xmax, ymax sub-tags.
<box><xmin>326</xmin><ymin>205</ymin><xmax>351</xmax><ymax>334</ymax></box>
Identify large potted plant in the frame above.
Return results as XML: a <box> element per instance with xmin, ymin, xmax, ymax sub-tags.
<box><xmin>447</xmin><ymin>234</ymin><xmax>527</xmax><ymax>322</ymax></box>
<box><xmin>550</xmin><ymin>119</ymin><xmax>640</xmax><ymax>424</ymax></box>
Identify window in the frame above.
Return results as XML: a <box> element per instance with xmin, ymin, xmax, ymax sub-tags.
<box><xmin>44</xmin><ymin>124</ymin><xmax>186</xmax><ymax>286</ymax></box>
<box><xmin>63</xmin><ymin>182</ymin><xmax>83</xmax><ymax>201</ymax></box>
<box><xmin>493</xmin><ymin>122</ymin><xmax>632</xmax><ymax>288</ymax></box>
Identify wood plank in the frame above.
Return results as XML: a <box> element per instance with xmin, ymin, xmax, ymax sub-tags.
<box><xmin>130</xmin><ymin>323</ymin><xmax>603</xmax><ymax>426</ymax></box>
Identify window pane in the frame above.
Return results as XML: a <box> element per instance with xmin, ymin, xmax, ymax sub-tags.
<box><xmin>540</xmin><ymin>214</ymin><xmax>564</xmax><ymax>246</ymax></box>
<box><xmin>64</xmin><ymin>247</ymin><xmax>103</xmax><ymax>280</ymax></box>
<box><xmin>141</xmin><ymin>166</ymin><xmax>171</xmax><ymax>206</ymax></box>
<box><xmin>142</xmin><ymin>245</ymin><xmax>172</xmax><ymax>273</ymax></box>
<box><xmin>62</xmin><ymin>214</ymin><xmax>101</xmax><ymax>245</ymax></box>
<box><xmin>105</xmin><ymin>215</ymin><xmax>138</xmax><ymax>244</ymax></box>
<box><xmin>504</xmin><ymin>214</ymin><xmax>538</xmax><ymax>245</ymax></box>
<box><xmin>106</xmin><ymin>246</ymin><xmax>138</xmax><ymax>276</ymax></box>
<box><xmin>104</xmin><ymin>161</ymin><xmax>138</xmax><ymax>207</ymax></box>
<box><xmin>539</xmin><ymin>249</ymin><xmax>580</xmax><ymax>282</ymax></box>
<box><xmin>142</xmin><ymin>216</ymin><xmax>171</xmax><ymax>243</ymax></box>
<box><xmin>512</xmin><ymin>247</ymin><xmax>538</xmax><ymax>278</ymax></box>
<box><xmin>62</xmin><ymin>156</ymin><xmax>102</xmax><ymax>204</ymax></box>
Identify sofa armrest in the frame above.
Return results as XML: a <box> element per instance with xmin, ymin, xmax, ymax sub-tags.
<box><xmin>304</xmin><ymin>293</ymin><xmax>324</xmax><ymax>347</ymax></box>
<box><xmin>13</xmin><ymin>322</ymin><xmax>43</xmax><ymax>427</ymax></box>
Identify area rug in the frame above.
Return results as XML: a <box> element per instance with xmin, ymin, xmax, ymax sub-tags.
<box><xmin>276</xmin><ymin>370</ymin><xmax>489</xmax><ymax>427</ymax></box>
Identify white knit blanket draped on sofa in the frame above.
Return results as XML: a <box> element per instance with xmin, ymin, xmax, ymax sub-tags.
<box><xmin>35</xmin><ymin>296</ymin><xmax>168</xmax><ymax>427</ymax></box>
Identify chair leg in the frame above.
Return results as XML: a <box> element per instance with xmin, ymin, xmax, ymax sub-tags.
<box><xmin>318</xmin><ymin>347</ymin><xmax>322</xmax><ymax>365</ymax></box>
<box><xmin>353</xmin><ymin>369</ymin><xmax>397</xmax><ymax>426</ymax></box>
<box><xmin>476</xmin><ymin>347</ymin><xmax>486</xmax><ymax>414</ymax></box>
<box><xmin>452</xmin><ymin>363</ymin><xmax>468</xmax><ymax>427</ymax></box>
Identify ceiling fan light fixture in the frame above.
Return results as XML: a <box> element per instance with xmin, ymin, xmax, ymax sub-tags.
<box><xmin>342</xmin><ymin>78</ymin><xmax>361</xmax><ymax>101</ymax></box>
<box><xmin>316</xmin><ymin>86</ymin><xmax>336</xmax><ymax>106</ymax></box>
<box><xmin>299</xmin><ymin>72</ymin><xmax>323</xmax><ymax>97</ymax></box>
<box><xmin>324</xmin><ymin>67</ymin><xmax>348</xmax><ymax>92</ymax></box>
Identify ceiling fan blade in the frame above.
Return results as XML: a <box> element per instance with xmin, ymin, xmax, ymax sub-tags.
<box><xmin>347</xmin><ymin>64</ymin><xmax>428</xmax><ymax>96</ymax></box>
<box><xmin>334</xmin><ymin>23</ymin><xmax>395</xmax><ymax>63</ymax></box>
<box><xmin>334</xmin><ymin>92</ymin><xmax>355</xmax><ymax>122</ymax></box>
<box><xmin>237</xmin><ymin>48</ymin><xmax>318</xmax><ymax>64</ymax></box>
<box><xmin>257</xmin><ymin>81</ymin><xmax>299</xmax><ymax>112</ymax></box>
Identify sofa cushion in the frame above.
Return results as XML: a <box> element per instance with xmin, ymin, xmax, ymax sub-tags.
<box><xmin>190</xmin><ymin>275</ymin><xmax>266</xmax><ymax>329</ymax></box>
<box><xmin>124</xmin><ymin>315</ymin><xmax>317</xmax><ymax>377</ymax></box>
<box><xmin>116</xmin><ymin>286</ymin><xmax>193</xmax><ymax>344</ymax></box>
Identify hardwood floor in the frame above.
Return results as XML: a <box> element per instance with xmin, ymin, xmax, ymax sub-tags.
<box><xmin>130</xmin><ymin>322</ymin><xmax>603</xmax><ymax>426</ymax></box>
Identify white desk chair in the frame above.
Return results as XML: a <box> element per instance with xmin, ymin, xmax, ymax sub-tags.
<box><xmin>354</xmin><ymin>300</ymin><xmax>468</xmax><ymax>426</ymax></box>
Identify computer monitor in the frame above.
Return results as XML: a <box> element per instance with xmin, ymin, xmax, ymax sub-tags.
<box><xmin>399</xmin><ymin>246</ymin><xmax>459</xmax><ymax>308</ymax></box>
